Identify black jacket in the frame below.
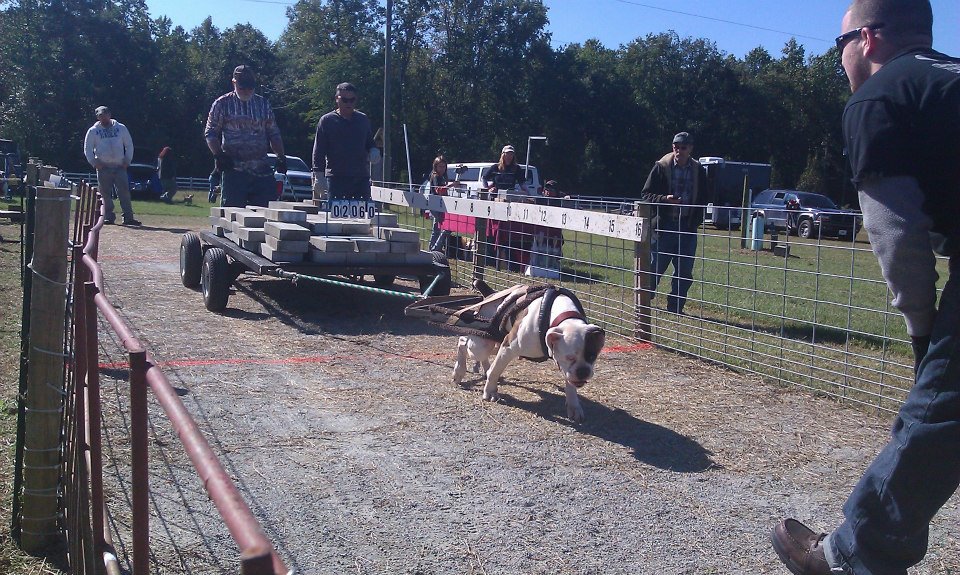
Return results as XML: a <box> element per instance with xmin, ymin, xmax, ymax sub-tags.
<box><xmin>640</xmin><ymin>152</ymin><xmax>707</xmax><ymax>232</ymax></box>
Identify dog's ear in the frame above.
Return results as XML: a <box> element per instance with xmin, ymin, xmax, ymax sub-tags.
<box><xmin>546</xmin><ymin>326</ymin><xmax>564</xmax><ymax>351</ymax></box>
<box><xmin>584</xmin><ymin>325</ymin><xmax>605</xmax><ymax>362</ymax></box>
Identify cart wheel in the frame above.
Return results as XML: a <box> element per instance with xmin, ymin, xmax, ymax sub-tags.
<box><xmin>419</xmin><ymin>251</ymin><xmax>451</xmax><ymax>296</ymax></box>
<box><xmin>180</xmin><ymin>232</ymin><xmax>203</xmax><ymax>288</ymax></box>
<box><xmin>373</xmin><ymin>275</ymin><xmax>396</xmax><ymax>287</ymax></box>
<box><xmin>201</xmin><ymin>248</ymin><xmax>230</xmax><ymax>312</ymax></box>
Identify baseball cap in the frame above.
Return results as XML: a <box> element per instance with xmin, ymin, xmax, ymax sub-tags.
<box><xmin>672</xmin><ymin>132</ymin><xmax>693</xmax><ymax>146</ymax></box>
<box><xmin>233</xmin><ymin>65</ymin><xmax>257</xmax><ymax>89</ymax></box>
<box><xmin>94</xmin><ymin>105</ymin><xmax>110</xmax><ymax>116</ymax></box>
<box><xmin>501</xmin><ymin>145</ymin><xmax>515</xmax><ymax>154</ymax></box>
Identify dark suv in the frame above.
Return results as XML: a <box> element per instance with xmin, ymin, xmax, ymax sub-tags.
<box><xmin>751</xmin><ymin>189</ymin><xmax>862</xmax><ymax>240</ymax></box>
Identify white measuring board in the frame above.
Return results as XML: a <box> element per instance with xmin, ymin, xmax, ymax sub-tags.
<box><xmin>371</xmin><ymin>186</ymin><xmax>646</xmax><ymax>242</ymax></box>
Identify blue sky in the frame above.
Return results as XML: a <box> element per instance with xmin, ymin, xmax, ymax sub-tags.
<box><xmin>144</xmin><ymin>0</ymin><xmax>960</xmax><ymax>59</ymax></box>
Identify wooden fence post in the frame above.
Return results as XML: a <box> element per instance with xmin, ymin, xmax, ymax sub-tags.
<box><xmin>633</xmin><ymin>202</ymin><xmax>652</xmax><ymax>341</ymax></box>
<box><xmin>19</xmin><ymin>184</ymin><xmax>71</xmax><ymax>553</ymax></box>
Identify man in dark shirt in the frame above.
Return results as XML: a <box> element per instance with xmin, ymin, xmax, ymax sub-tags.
<box><xmin>311</xmin><ymin>82</ymin><xmax>379</xmax><ymax>201</ymax></box>
<box><xmin>639</xmin><ymin>131</ymin><xmax>707</xmax><ymax>315</ymax></box>
<box><xmin>771</xmin><ymin>1</ymin><xmax>960</xmax><ymax>574</ymax></box>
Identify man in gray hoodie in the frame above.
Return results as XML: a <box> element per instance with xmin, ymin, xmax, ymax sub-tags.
<box><xmin>84</xmin><ymin>106</ymin><xmax>139</xmax><ymax>225</ymax></box>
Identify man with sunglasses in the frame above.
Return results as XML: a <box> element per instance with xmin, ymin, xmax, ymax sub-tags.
<box><xmin>311</xmin><ymin>82</ymin><xmax>380</xmax><ymax>202</ymax></box>
<box><xmin>639</xmin><ymin>131</ymin><xmax>707</xmax><ymax>315</ymax></box>
<box><xmin>204</xmin><ymin>65</ymin><xmax>287</xmax><ymax>207</ymax></box>
<box><xmin>771</xmin><ymin>1</ymin><xmax>960</xmax><ymax>574</ymax></box>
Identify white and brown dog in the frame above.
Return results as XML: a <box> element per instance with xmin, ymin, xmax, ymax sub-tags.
<box><xmin>451</xmin><ymin>284</ymin><xmax>605</xmax><ymax>423</ymax></box>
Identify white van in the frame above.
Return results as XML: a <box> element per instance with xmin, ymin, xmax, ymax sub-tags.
<box><xmin>420</xmin><ymin>162</ymin><xmax>542</xmax><ymax>200</ymax></box>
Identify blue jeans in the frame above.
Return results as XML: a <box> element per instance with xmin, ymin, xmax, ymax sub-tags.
<box><xmin>221</xmin><ymin>170</ymin><xmax>276</xmax><ymax>208</ymax></box>
<box><xmin>649</xmin><ymin>225</ymin><xmax>698</xmax><ymax>313</ymax></box>
<box><xmin>831</xmin><ymin>255</ymin><xmax>960</xmax><ymax>575</ymax></box>
<box><xmin>327</xmin><ymin>176</ymin><xmax>371</xmax><ymax>201</ymax></box>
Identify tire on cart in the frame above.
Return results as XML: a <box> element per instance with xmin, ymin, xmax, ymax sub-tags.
<box><xmin>201</xmin><ymin>247</ymin><xmax>231</xmax><ymax>312</ymax></box>
<box><xmin>180</xmin><ymin>232</ymin><xmax>203</xmax><ymax>288</ymax></box>
<box><xmin>373</xmin><ymin>274</ymin><xmax>396</xmax><ymax>287</ymax></box>
<box><xmin>419</xmin><ymin>251</ymin><xmax>451</xmax><ymax>296</ymax></box>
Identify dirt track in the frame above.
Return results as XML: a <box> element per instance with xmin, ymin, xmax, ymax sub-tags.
<box><xmin>94</xmin><ymin>217</ymin><xmax>959</xmax><ymax>574</ymax></box>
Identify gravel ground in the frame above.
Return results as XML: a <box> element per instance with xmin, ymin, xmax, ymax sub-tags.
<box><xmin>92</xmin><ymin>217</ymin><xmax>959</xmax><ymax>575</ymax></box>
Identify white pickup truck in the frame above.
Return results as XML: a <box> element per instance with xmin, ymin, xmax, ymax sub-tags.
<box><xmin>420</xmin><ymin>162</ymin><xmax>542</xmax><ymax>199</ymax></box>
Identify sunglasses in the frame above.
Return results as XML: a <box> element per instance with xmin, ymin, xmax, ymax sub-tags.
<box><xmin>339</xmin><ymin>96</ymin><xmax>357</xmax><ymax>103</ymax></box>
<box><xmin>835</xmin><ymin>23</ymin><xmax>884</xmax><ymax>49</ymax></box>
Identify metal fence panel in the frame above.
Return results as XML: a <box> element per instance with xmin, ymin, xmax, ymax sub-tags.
<box><xmin>373</xmin><ymin>184</ymin><xmax>923</xmax><ymax>415</ymax></box>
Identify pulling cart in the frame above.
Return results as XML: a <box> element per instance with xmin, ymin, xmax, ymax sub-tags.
<box><xmin>179</xmin><ymin>231</ymin><xmax>452</xmax><ymax>312</ymax></box>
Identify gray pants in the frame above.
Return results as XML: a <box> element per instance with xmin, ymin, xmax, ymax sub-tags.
<box><xmin>96</xmin><ymin>166</ymin><xmax>134</xmax><ymax>221</ymax></box>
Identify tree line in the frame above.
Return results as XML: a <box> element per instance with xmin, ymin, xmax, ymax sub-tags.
<box><xmin>0</xmin><ymin>0</ymin><xmax>855</xmax><ymax>203</ymax></box>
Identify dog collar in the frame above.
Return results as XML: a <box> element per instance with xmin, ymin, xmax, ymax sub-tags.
<box><xmin>550</xmin><ymin>310</ymin><xmax>583</xmax><ymax>329</ymax></box>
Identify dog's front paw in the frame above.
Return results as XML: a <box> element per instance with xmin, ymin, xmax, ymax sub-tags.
<box><xmin>452</xmin><ymin>362</ymin><xmax>466</xmax><ymax>385</ymax></box>
<box><xmin>482</xmin><ymin>381</ymin><xmax>499</xmax><ymax>402</ymax></box>
<box><xmin>567</xmin><ymin>402</ymin><xmax>585</xmax><ymax>423</ymax></box>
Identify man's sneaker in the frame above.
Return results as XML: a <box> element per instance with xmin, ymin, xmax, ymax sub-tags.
<box><xmin>103</xmin><ymin>216</ymin><xmax>116</xmax><ymax>225</ymax></box>
<box><xmin>122</xmin><ymin>218</ymin><xmax>142</xmax><ymax>226</ymax></box>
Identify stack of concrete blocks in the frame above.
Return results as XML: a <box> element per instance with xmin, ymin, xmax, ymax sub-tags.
<box><xmin>209</xmin><ymin>201</ymin><xmax>434</xmax><ymax>266</ymax></box>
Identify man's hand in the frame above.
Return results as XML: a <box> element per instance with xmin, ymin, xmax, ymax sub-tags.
<box><xmin>275</xmin><ymin>156</ymin><xmax>288</xmax><ymax>174</ymax></box>
<box><xmin>665</xmin><ymin>195</ymin><xmax>682</xmax><ymax>204</ymax></box>
<box><xmin>214</xmin><ymin>153</ymin><xmax>234</xmax><ymax>172</ymax></box>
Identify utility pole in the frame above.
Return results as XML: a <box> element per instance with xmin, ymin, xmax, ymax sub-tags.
<box><xmin>382</xmin><ymin>0</ymin><xmax>393</xmax><ymax>185</ymax></box>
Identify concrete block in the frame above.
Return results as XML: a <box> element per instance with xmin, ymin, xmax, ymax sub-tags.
<box><xmin>352</xmin><ymin>237</ymin><xmax>391</xmax><ymax>253</ymax></box>
<box><xmin>370</xmin><ymin>213</ymin><xmax>399</xmax><ymax>227</ymax></box>
<box><xmin>309</xmin><ymin>236</ymin><xmax>355</xmax><ymax>252</ymax></box>
<box><xmin>209</xmin><ymin>215</ymin><xmax>222</xmax><ymax>226</ymax></box>
<box><xmin>210</xmin><ymin>207</ymin><xmax>225</xmax><ymax>217</ymax></box>
<box><xmin>240</xmin><ymin>240</ymin><xmax>262</xmax><ymax>254</ymax></box>
<box><xmin>230</xmin><ymin>209</ymin><xmax>259</xmax><ymax>222</ymax></box>
<box><xmin>244</xmin><ymin>205</ymin><xmax>265</xmax><ymax>212</ymax></box>
<box><xmin>377</xmin><ymin>227</ymin><xmax>419</xmax><ymax>243</ymax></box>
<box><xmin>390</xmin><ymin>241</ymin><xmax>421</xmax><ymax>254</ymax></box>
<box><xmin>308</xmin><ymin>249</ymin><xmax>348</xmax><ymax>264</ymax></box>
<box><xmin>268</xmin><ymin>201</ymin><xmax>298</xmax><ymax>209</ymax></box>
<box><xmin>264</xmin><ymin>221</ymin><xmax>311</xmax><ymax>241</ymax></box>
<box><xmin>265</xmin><ymin>235</ymin><xmax>309</xmax><ymax>253</ymax></box>
<box><xmin>773</xmin><ymin>243</ymin><xmax>791</xmax><ymax>258</ymax></box>
<box><xmin>340</xmin><ymin>221</ymin><xmax>371</xmax><ymax>236</ymax></box>
<box><xmin>235</xmin><ymin>212</ymin><xmax>266</xmax><ymax>227</ymax></box>
<box><xmin>290</xmin><ymin>202</ymin><xmax>320</xmax><ymax>214</ymax></box>
<box><xmin>212</xmin><ymin>225</ymin><xmax>227</xmax><ymax>237</ymax></box>
<box><xmin>236</xmin><ymin>227</ymin><xmax>266</xmax><ymax>242</ymax></box>
<box><xmin>262</xmin><ymin>208</ymin><xmax>308</xmax><ymax>224</ymax></box>
<box><xmin>306</xmin><ymin>217</ymin><xmax>344</xmax><ymax>235</ymax></box>
<box><xmin>225</xmin><ymin>231</ymin><xmax>239</xmax><ymax>243</ymax></box>
<box><xmin>261</xmin><ymin>244</ymin><xmax>305</xmax><ymax>263</ymax></box>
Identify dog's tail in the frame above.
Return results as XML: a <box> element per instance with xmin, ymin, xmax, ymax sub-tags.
<box><xmin>473</xmin><ymin>278</ymin><xmax>494</xmax><ymax>297</ymax></box>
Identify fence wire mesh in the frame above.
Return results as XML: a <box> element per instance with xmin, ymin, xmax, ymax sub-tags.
<box><xmin>376</xmin><ymin>182</ymin><xmax>931</xmax><ymax>415</ymax></box>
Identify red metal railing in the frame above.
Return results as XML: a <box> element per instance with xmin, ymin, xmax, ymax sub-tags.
<box><xmin>65</xmin><ymin>181</ymin><xmax>289</xmax><ymax>574</ymax></box>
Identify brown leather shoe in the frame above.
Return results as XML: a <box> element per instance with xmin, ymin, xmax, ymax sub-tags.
<box><xmin>771</xmin><ymin>518</ymin><xmax>833</xmax><ymax>575</ymax></box>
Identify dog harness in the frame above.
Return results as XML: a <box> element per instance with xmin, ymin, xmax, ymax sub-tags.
<box><xmin>422</xmin><ymin>284</ymin><xmax>586</xmax><ymax>362</ymax></box>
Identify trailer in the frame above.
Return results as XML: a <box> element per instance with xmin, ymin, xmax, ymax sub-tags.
<box><xmin>699</xmin><ymin>157</ymin><xmax>772</xmax><ymax>231</ymax></box>
<box><xmin>179</xmin><ymin>231</ymin><xmax>452</xmax><ymax>312</ymax></box>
